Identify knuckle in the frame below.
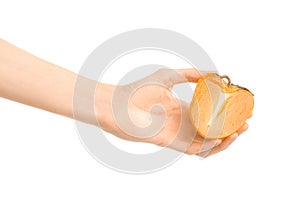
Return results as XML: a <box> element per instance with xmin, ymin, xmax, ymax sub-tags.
<box><xmin>185</xmin><ymin>149</ymin><xmax>194</xmax><ymax>155</ymax></box>
<box><xmin>155</xmin><ymin>137</ymin><xmax>167</xmax><ymax>147</ymax></box>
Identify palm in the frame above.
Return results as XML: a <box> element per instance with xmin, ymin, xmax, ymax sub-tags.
<box><xmin>129</xmin><ymin>83</ymin><xmax>197</xmax><ymax>147</ymax></box>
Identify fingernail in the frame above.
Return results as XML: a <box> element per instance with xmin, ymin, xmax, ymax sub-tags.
<box><xmin>215</xmin><ymin>139</ymin><xmax>222</xmax><ymax>145</ymax></box>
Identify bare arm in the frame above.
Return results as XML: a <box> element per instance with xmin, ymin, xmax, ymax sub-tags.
<box><xmin>0</xmin><ymin>39</ymin><xmax>113</xmax><ymax>124</ymax></box>
<box><xmin>0</xmin><ymin>39</ymin><xmax>80</xmax><ymax>118</ymax></box>
<box><xmin>0</xmin><ymin>39</ymin><xmax>248</xmax><ymax>157</ymax></box>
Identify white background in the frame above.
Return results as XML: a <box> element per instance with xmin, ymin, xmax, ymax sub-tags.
<box><xmin>1</xmin><ymin>0</ymin><xmax>300</xmax><ymax>198</ymax></box>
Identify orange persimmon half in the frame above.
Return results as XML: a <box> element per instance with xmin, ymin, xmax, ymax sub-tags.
<box><xmin>190</xmin><ymin>73</ymin><xmax>254</xmax><ymax>139</ymax></box>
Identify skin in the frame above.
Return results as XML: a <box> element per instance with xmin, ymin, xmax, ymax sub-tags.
<box><xmin>0</xmin><ymin>39</ymin><xmax>248</xmax><ymax>158</ymax></box>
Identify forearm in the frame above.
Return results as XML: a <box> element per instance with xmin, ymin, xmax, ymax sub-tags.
<box><xmin>0</xmin><ymin>39</ymin><xmax>79</xmax><ymax>118</ymax></box>
<box><xmin>0</xmin><ymin>39</ymin><xmax>114</xmax><ymax>128</ymax></box>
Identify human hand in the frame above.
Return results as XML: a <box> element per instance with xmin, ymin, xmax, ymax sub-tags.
<box><xmin>0</xmin><ymin>40</ymin><xmax>248</xmax><ymax>158</ymax></box>
<box><xmin>95</xmin><ymin>68</ymin><xmax>249</xmax><ymax>157</ymax></box>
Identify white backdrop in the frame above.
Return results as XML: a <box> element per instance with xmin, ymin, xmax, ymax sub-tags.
<box><xmin>1</xmin><ymin>0</ymin><xmax>299</xmax><ymax>198</ymax></box>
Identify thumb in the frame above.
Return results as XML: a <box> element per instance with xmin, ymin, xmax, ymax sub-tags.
<box><xmin>174</xmin><ymin>68</ymin><xmax>203</xmax><ymax>84</ymax></box>
<box><xmin>162</xmin><ymin>68</ymin><xmax>203</xmax><ymax>87</ymax></box>
<box><xmin>147</xmin><ymin>68</ymin><xmax>203</xmax><ymax>88</ymax></box>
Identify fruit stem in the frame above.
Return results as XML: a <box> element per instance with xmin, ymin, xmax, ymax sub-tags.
<box><xmin>220</xmin><ymin>75</ymin><xmax>231</xmax><ymax>86</ymax></box>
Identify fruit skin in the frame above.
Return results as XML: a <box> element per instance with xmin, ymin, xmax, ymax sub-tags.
<box><xmin>190</xmin><ymin>73</ymin><xmax>254</xmax><ymax>139</ymax></box>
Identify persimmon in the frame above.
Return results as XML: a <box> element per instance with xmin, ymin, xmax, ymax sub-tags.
<box><xmin>190</xmin><ymin>73</ymin><xmax>254</xmax><ymax>139</ymax></box>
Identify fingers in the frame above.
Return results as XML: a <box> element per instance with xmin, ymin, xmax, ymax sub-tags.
<box><xmin>151</xmin><ymin>68</ymin><xmax>201</xmax><ymax>87</ymax></box>
<box><xmin>185</xmin><ymin>139</ymin><xmax>222</xmax><ymax>155</ymax></box>
<box><xmin>148</xmin><ymin>68</ymin><xmax>204</xmax><ymax>88</ymax></box>
<box><xmin>195</xmin><ymin>123</ymin><xmax>249</xmax><ymax>158</ymax></box>
<box><xmin>236</xmin><ymin>123</ymin><xmax>248</xmax><ymax>135</ymax></box>
<box><xmin>197</xmin><ymin>133</ymin><xmax>239</xmax><ymax>158</ymax></box>
<box><xmin>174</xmin><ymin>68</ymin><xmax>202</xmax><ymax>83</ymax></box>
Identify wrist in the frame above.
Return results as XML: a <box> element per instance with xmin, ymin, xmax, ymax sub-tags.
<box><xmin>94</xmin><ymin>82</ymin><xmax>119</xmax><ymax>133</ymax></box>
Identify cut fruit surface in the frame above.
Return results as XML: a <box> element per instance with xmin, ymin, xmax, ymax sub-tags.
<box><xmin>190</xmin><ymin>73</ymin><xmax>254</xmax><ymax>139</ymax></box>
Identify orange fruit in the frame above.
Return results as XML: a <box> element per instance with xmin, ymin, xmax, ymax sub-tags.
<box><xmin>190</xmin><ymin>73</ymin><xmax>254</xmax><ymax>139</ymax></box>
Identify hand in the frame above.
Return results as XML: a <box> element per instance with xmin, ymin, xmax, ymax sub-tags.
<box><xmin>0</xmin><ymin>40</ymin><xmax>248</xmax><ymax>158</ymax></box>
<box><xmin>95</xmin><ymin>68</ymin><xmax>249</xmax><ymax>157</ymax></box>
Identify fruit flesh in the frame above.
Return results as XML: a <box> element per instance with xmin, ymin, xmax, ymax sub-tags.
<box><xmin>190</xmin><ymin>73</ymin><xmax>254</xmax><ymax>139</ymax></box>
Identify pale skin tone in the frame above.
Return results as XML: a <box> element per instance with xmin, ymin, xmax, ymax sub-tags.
<box><xmin>0</xmin><ymin>39</ymin><xmax>248</xmax><ymax>158</ymax></box>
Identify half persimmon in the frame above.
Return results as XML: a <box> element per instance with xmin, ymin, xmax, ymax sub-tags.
<box><xmin>190</xmin><ymin>73</ymin><xmax>254</xmax><ymax>139</ymax></box>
